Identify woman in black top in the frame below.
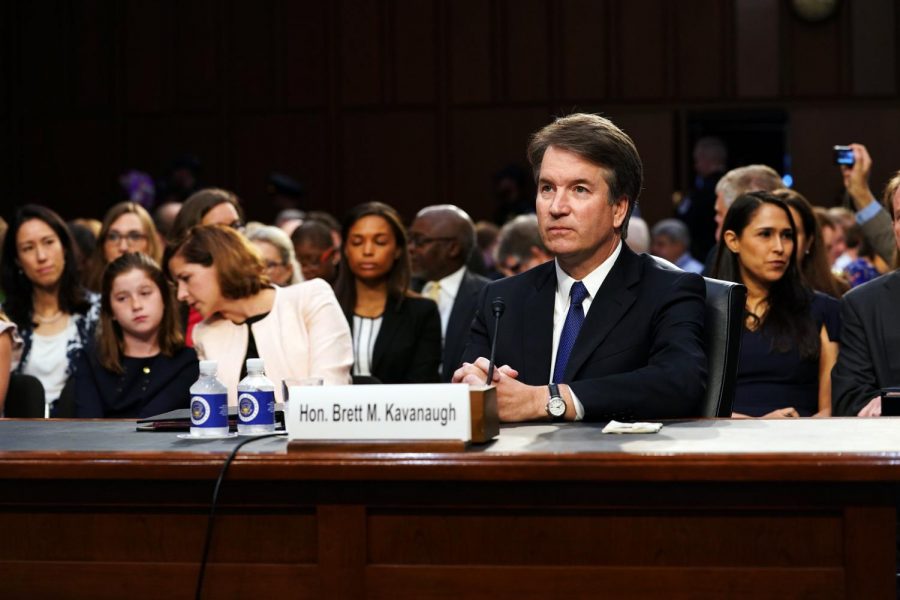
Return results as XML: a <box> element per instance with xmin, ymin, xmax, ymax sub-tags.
<box><xmin>74</xmin><ymin>253</ymin><xmax>198</xmax><ymax>418</ymax></box>
<box><xmin>333</xmin><ymin>202</ymin><xmax>442</xmax><ymax>384</ymax></box>
<box><xmin>713</xmin><ymin>192</ymin><xmax>840</xmax><ymax>418</ymax></box>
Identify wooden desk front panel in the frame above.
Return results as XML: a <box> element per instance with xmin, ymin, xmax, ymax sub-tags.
<box><xmin>0</xmin><ymin>478</ymin><xmax>892</xmax><ymax>599</ymax></box>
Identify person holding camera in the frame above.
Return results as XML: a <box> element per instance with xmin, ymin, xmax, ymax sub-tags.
<box><xmin>838</xmin><ymin>143</ymin><xmax>896</xmax><ymax>266</ymax></box>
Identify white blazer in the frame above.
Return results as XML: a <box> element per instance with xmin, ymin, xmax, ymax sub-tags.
<box><xmin>193</xmin><ymin>279</ymin><xmax>353</xmax><ymax>405</ymax></box>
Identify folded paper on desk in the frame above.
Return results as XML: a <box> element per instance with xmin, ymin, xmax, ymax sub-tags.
<box><xmin>136</xmin><ymin>405</ymin><xmax>286</xmax><ymax>432</ymax></box>
<box><xmin>601</xmin><ymin>420</ymin><xmax>663</xmax><ymax>434</ymax></box>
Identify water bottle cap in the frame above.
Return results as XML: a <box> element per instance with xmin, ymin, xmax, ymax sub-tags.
<box><xmin>246</xmin><ymin>358</ymin><xmax>265</xmax><ymax>373</ymax></box>
<box><xmin>198</xmin><ymin>360</ymin><xmax>218</xmax><ymax>375</ymax></box>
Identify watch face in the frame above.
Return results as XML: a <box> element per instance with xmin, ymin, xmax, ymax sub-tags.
<box><xmin>548</xmin><ymin>397</ymin><xmax>566</xmax><ymax>418</ymax></box>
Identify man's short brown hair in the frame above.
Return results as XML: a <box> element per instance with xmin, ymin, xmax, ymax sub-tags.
<box><xmin>170</xmin><ymin>224</ymin><xmax>269</xmax><ymax>299</ymax></box>
<box><xmin>527</xmin><ymin>113</ymin><xmax>643</xmax><ymax>239</ymax></box>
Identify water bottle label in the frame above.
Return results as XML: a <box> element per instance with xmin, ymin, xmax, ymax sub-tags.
<box><xmin>191</xmin><ymin>393</ymin><xmax>228</xmax><ymax>428</ymax></box>
<box><xmin>238</xmin><ymin>390</ymin><xmax>276</xmax><ymax>425</ymax></box>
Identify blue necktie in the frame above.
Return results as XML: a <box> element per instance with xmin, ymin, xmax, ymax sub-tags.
<box><xmin>552</xmin><ymin>281</ymin><xmax>589</xmax><ymax>383</ymax></box>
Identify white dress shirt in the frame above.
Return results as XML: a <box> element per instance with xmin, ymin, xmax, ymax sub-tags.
<box><xmin>551</xmin><ymin>241</ymin><xmax>623</xmax><ymax>420</ymax></box>
<box><xmin>422</xmin><ymin>264</ymin><xmax>466</xmax><ymax>341</ymax></box>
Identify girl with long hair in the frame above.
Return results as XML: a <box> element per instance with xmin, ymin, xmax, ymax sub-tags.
<box><xmin>74</xmin><ymin>253</ymin><xmax>198</xmax><ymax>418</ymax></box>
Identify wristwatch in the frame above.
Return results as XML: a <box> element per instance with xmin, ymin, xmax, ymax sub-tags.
<box><xmin>546</xmin><ymin>383</ymin><xmax>567</xmax><ymax>421</ymax></box>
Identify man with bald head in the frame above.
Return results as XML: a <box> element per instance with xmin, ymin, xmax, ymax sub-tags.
<box><xmin>409</xmin><ymin>205</ymin><xmax>490</xmax><ymax>381</ymax></box>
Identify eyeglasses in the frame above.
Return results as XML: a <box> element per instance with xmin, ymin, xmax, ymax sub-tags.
<box><xmin>105</xmin><ymin>231</ymin><xmax>148</xmax><ymax>246</ymax></box>
<box><xmin>408</xmin><ymin>235</ymin><xmax>455</xmax><ymax>248</ymax></box>
<box><xmin>501</xmin><ymin>258</ymin><xmax>524</xmax><ymax>274</ymax></box>
<box><xmin>264</xmin><ymin>260</ymin><xmax>285</xmax><ymax>270</ymax></box>
<box><xmin>297</xmin><ymin>247</ymin><xmax>335</xmax><ymax>267</ymax></box>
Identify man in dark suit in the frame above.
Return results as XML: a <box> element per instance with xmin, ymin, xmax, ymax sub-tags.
<box><xmin>832</xmin><ymin>253</ymin><xmax>900</xmax><ymax>416</ymax></box>
<box><xmin>409</xmin><ymin>205</ymin><xmax>490</xmax><ymax>382</ymax></box>
<box><xmin>453</xmin><ymin>113</ymin><xmax>707</xmax><ymax>422</ymax></box>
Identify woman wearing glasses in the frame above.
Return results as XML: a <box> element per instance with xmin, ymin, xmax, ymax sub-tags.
<box><xmin>333</xmin><ymin>202</ymin><xmax>441</xmax><ymax>383</ymax></box>
<box><xmin>0</xmin><ymin>205</ymin><xmax>100</xmax><ymax>416</ymax></box>
<box><xmin>85</xmin><ymin>202</ymin><xmax>163</xmax><ymax>291</ymax></box>
<box><xmin>247</xmin><ymin>225</ymin><xmax>302</xmax><ymax>286</ymax></box>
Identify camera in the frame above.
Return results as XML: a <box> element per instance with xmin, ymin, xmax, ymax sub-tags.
<box><xmin>833</xmin><ymin>145</ymin><xmax>854</xmax><ymax>166</ymax></box>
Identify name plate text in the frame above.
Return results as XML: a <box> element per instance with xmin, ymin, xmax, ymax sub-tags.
<box><xmin>286</xmin><ymin>383</ymin><xmax>472</xmax><ymax>441</ymax></box>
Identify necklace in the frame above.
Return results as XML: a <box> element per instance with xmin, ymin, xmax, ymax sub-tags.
<box><xmin>34</xmin><ymin>310</ymin><xmax>64</xmax><ymax>325</ymax></box>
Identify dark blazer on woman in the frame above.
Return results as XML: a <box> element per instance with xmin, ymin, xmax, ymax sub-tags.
<box><xmin>73</xmin><ymin>345</ymin><xmax>199</xmax><ymax>418</ymax></box>
<box><xmin>832</xmin><ymin>271</ymin><xmax>900</xmax><ymax>416</ymax></box>
<box><xmin>346</xmin><ymin>295</ymin><xmax>442</xmax><ymax>384</ymax></box>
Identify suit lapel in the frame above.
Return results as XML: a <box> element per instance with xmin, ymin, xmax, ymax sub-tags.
<box><xmin>522</xmin><ymin>264</ymin><xmax>556</xmax><ymax>385</ymax></box>
<box><xmin>564</xmin><ymin>247</ymin><xmax>639</xmax><ymax>380</ymax></box>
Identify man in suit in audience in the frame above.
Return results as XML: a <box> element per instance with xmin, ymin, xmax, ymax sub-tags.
<box><xmin>494</xmin><ymin>214</ymin><xmax>553</xmax><ymax>277</ymax></box>
<box><xmin>409</xmin><ymin>205</ymin><xmax>490</xmax><ymax>382</ymax></box>
<box><xmin>454</xmin><ymin>113</ymin><xmax>707</xmax><ymax>422</ymax></box>
<box><xmin>832</xmin><ymin>170</ymin><xmax>900</xmax><ymax>417</ymax></box>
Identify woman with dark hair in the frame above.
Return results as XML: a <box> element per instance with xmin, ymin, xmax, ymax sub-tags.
<box><xmin>85</xmin><ymin>201</ymin><xmax>163</xmax><ymax>291</ymax></box>
<box><xmin>713</xmin><ymin>192</ymin><xmax>840</xmax><ymax>418</ymax></box>
<box><xmin>73</xmin><ymin>253</ymin><xmax>197</xmax><ymax>418</ymax></box>
<box><xmin>0</xmin><ymin>204</ymin><xmax>100</xmax><ymax>416</ymax></box>
<box><xmin>168</xmin><ymin>188</ymin><xmax>244</xmax><ymax>243</ymax></box>
<box><xmin>168</xmin><ymin>225</ymin><xmax>352</xmax><ymax>405</ymax></box>
<box><xmin>772</xmin><ymin>188</ymin><xmax>849</xmax><ymax>298</ymax></box>
<box><xmin>333</xmin><ymin>202</ymin><xmax>441</xmax><ymax>383</ymax></box>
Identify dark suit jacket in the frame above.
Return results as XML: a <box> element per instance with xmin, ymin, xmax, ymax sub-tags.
<box><xmin>832</xmin><ymin>271</ymin><xmax>900</xmax><ymax>416</ymax></box>
<box><xmin>442</xmin><ymin>269</ymin><xmax>490</xmax><ymax>381</ymax></box>
<box><xmin>462</xmin><ymin>246</ymin><xmax>707</xmax><ymax>421</ymax></box>
<box><xmin>345</xmin><ymin>295</ymin><xmax>442</xmax><ymax>384</ymax></box>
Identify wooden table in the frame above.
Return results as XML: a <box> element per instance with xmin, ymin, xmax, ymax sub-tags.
<box><xmin>0</xmin><ymin>418</ymin><xmax>897</xmax><ymax>599</ymax></box>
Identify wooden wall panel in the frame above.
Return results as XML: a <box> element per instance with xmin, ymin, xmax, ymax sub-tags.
<box><xmin>229</xmin><ymin>0</ymin><xmax>278</xmax><ymax>111</ymax></box>
<box><xmin>173</xmin><ymin>0</ymin><xmax>219</xmax><ymax>112</ymax></box>
<box><xmin>231</xmin><ymin>114</ymin><xmax>328</xmax><ymax>221</ymax></box>
<box><xmin>71</xmin><ymin>0</ymin><xmax>116</xmax><ymax>112</ymax></box>
<box><xmin>0</xmin><ymin>3</ymin><xmax>10</xmax><ymax>117</ymax></box>
<box><xmin>735</xmin><ymin>0</ymin><xmax>780</xmax><ymax>98</ymax></box>
<box><xmin>340</xmin><ymin>0</ymin><xmax>382</xmax><ymax>105</ymax></box>
<box><xmin>449</xmin><ymin>0</ymin><xmax>492</xmax><ymax>104</ymax></box>
<box><xmin>393</xmin><ymin>0</ymin><xmax>436</xmax><ymax>105</ymax></box>
<box><xmin>851</xmin><ymin>0</ymin><xmax>896</xmax><ymax>96</ymax></box>
<box><xmin>19</xmin><ymin>2</ymin><xmax>68</xmax><ymax>115</ymax></box>
<box><xmin>560</xmin><ymin>0</ymin><xmax>607</xmax><ymax>101</ymax></box>
<box><xmin>618</xmin><ymin>0</ymin><xmax>668</xmax><ymax>99</ymax></box>
<box><xmin>123</xmin><ymin>117</ymin><xmax>224</xmax><ymax>200</ymax></box>
<box><xmin>786</xmin><ymin>7</ymin><xmax>845</xmax><ymax>97</ymax></box>
<box><xmin>605</xmin><ymin>111</ymin><xmax>674</xmax><ymax>227</ymax></box>
<box><xmin>506</xmin><ymin>0</ymin><xmax>549</xmax><ymax>103</ymax></box>
<box><xmin>340</xmin><ymin>112</ymin><xmax>437</xmax><ymax>220</ymax></box>
<box><xmin>283</xmin><ymin>1</ymin><xmax>328</xmax><ymax>108</ymax></box>
<box><xmin>449</xmin><ymin>108</ymin><xmax>548</xmax><ymax>222</ymax></box>
<box><xmin>124</xmin><ymin>1</ymin><xmax>168</xmax><ymax>114</ymax></box>
<box><xmin>21</xmin><ymin>119</ymin><xmax>116</xmax><ymax>212</ymax></box>
<box><xmin>789</xmin><ymin>107</ymin><xmax>900</xmax><ymax>207</ymax></box>
<box><xmin>674</xmin><ymin>0</ymin><xmax>725</xmax><ymax>99</ymax></box>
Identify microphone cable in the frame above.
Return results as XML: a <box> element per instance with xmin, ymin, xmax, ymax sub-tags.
<box><xmin>195</xmin><ymin>432</ymin><xmax>287</xmax><ymax>600</ymax></box>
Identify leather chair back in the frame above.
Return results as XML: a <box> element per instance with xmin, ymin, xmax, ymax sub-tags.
<box><xmin>702</xmin><ymin>277</ymin><xmax>746</xmax><ymax>417</ymax></box>
<box><xmin>4</xmin><ymin>374</ymin><xmax>46</xmax><ymax>418</ymax></box>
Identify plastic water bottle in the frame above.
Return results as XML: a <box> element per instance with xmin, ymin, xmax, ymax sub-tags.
<box><xmin>190</xmin><ymin>360</ymin><xmax>229</xmax><ymax>437</ymax></box>
<box><xmin>236</xmin><ymin>358</ymin><xmax>276</xmax><ymax>435</ymax></box>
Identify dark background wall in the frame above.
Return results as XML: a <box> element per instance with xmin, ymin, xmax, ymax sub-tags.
<box><xmin>2</xmin><ymin>0</ymin><xmax>899</xmax><ymax>226</ymax></box>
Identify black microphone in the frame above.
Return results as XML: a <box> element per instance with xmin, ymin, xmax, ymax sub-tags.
<box><xmin>485</xmin><ymin>297</ymin><xmax>506</xmax><ymax>385</ymax></box>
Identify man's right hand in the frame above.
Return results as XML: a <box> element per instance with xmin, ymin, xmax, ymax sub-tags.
<box><xmin>841</xmin><ymin>143</ymin><xmax>876</xmax><ymax>210</ymax></box>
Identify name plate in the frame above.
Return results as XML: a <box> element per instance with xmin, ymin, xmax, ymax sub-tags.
<box><xmin>286</xmin><ymin>383</ymin><xmax>472</xmax><ymax>441</ymax></box>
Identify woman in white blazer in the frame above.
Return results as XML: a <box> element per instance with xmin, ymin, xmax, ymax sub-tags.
<box><xmin>168</xmin><ymin>225</ymin><xmax>352</xmax><ymax>405</ymax></box>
